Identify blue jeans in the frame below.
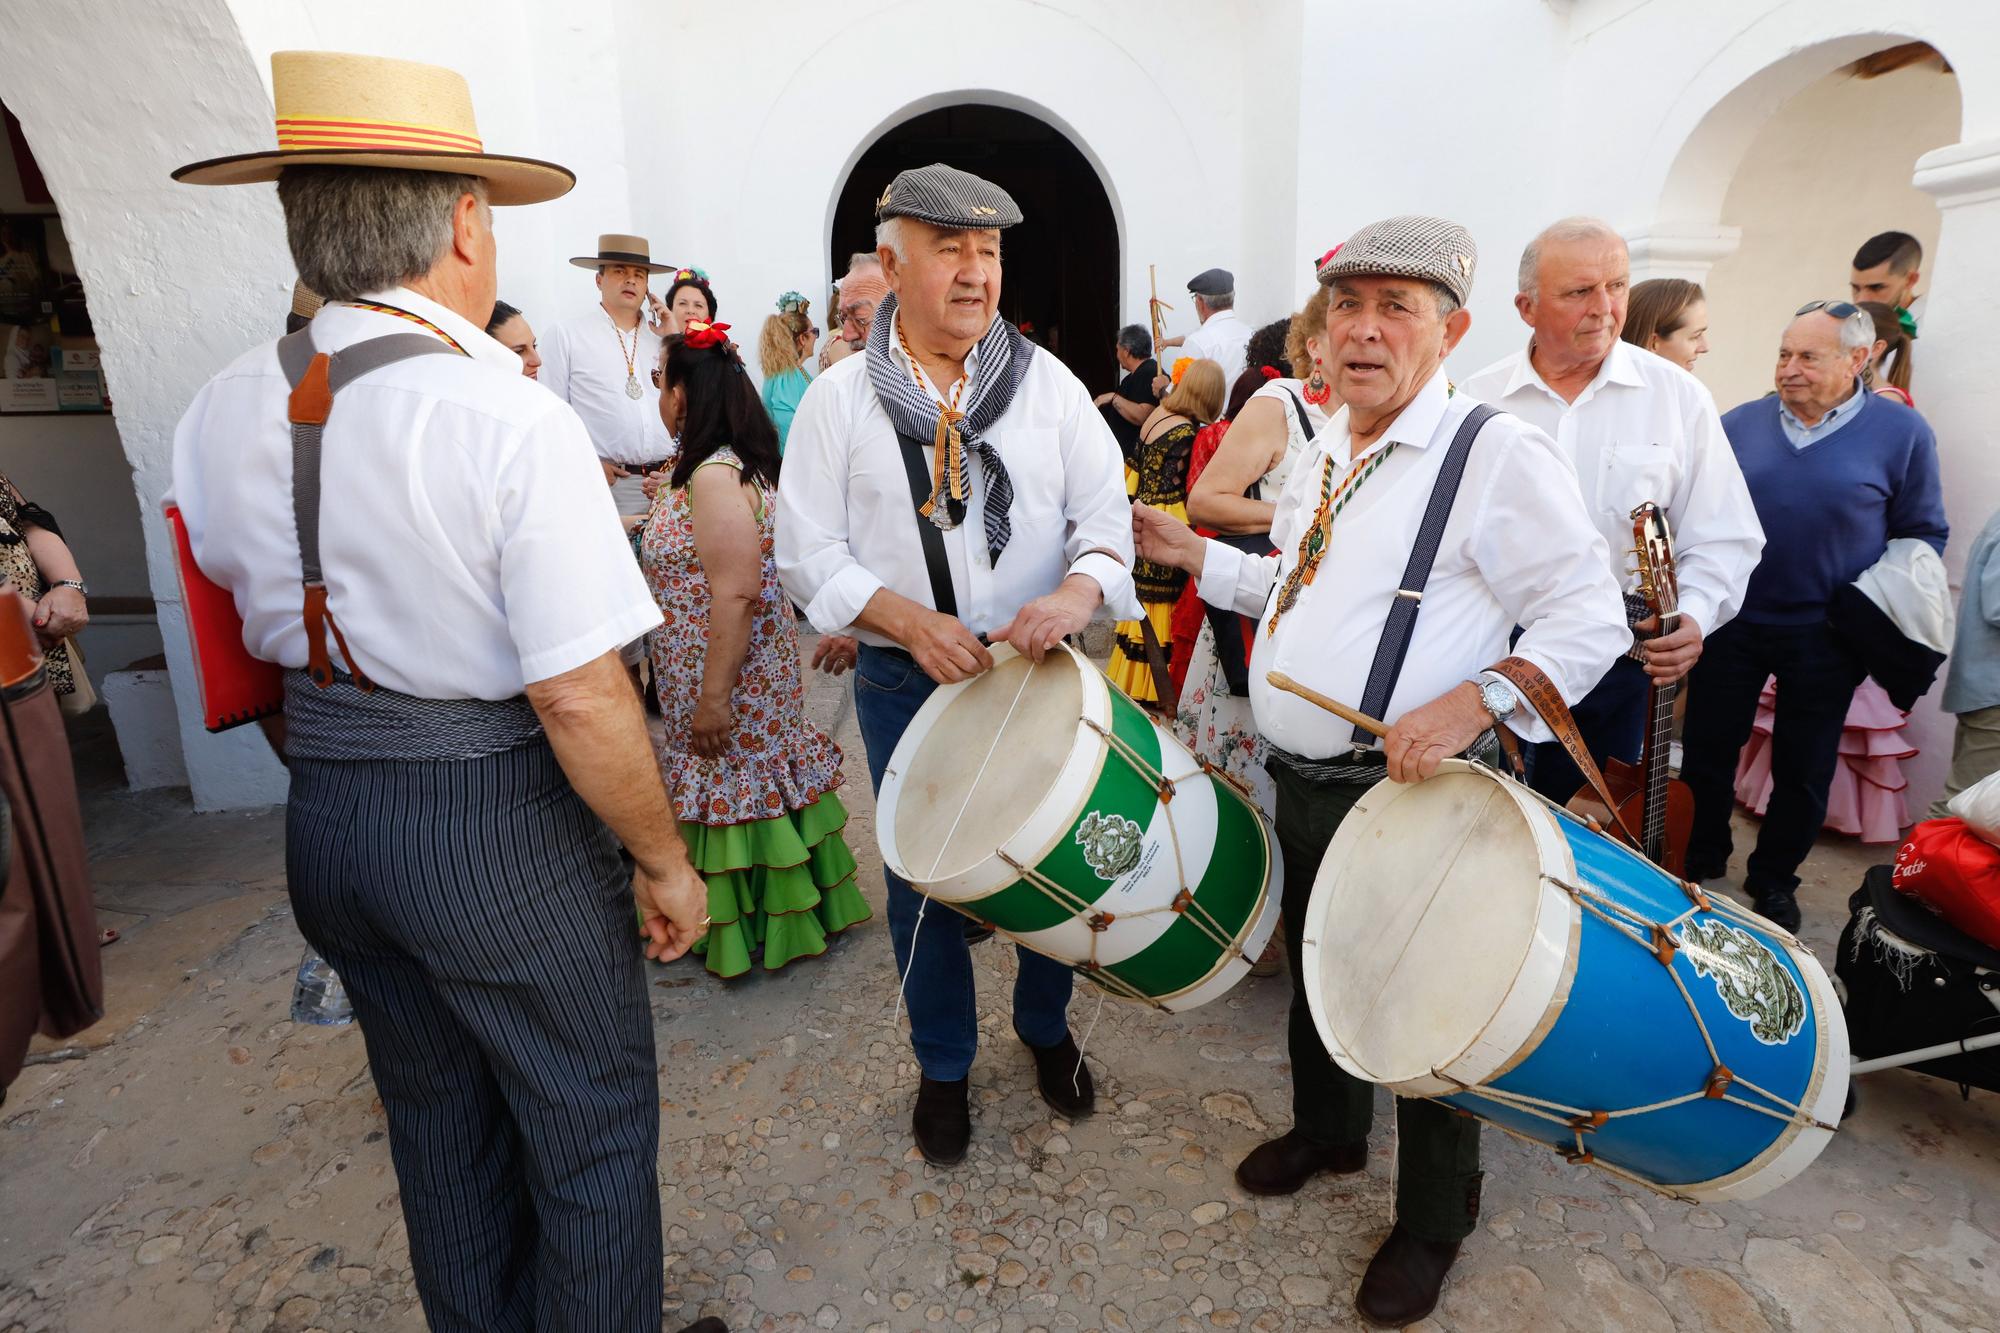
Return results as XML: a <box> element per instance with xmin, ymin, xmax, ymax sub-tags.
<box><xmin>1525</xmin><ymin>655</ymin><xmax>1652</xmax><ymax>802</ymax></box>
<box><xmin>853</xmin><ymin>644</ymin><xmax>1075</xmax><ymax>1080</ymax></box>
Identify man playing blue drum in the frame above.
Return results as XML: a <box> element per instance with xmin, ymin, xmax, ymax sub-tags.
<box><xmin>1134</xmin><ymin>216</ymin><xmax>1629</xmax><ymax>1326</ymax></box>
<box><xmin>775</xmin><ymin>164</ymin><xmax>1140</xmax><ymax>1166</ymax></box>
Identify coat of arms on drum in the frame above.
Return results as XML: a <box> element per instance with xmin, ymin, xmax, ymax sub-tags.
<box><xmin>1676</xmin><ymin>918</ymin><xmax>1808</xmax><ymax>1045</ymax></box>
<box><xmin>1075</xmin><ymin>812</ymin><xmax>1144</xmax><ymax>881</ymax></box>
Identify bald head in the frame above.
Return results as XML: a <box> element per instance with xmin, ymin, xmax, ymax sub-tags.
<box><xmin>1515</xmin><ymin>217</ymin><xmax>1630</xmax><ymax>380</ymax></box>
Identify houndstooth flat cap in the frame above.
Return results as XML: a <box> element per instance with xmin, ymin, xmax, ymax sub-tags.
<box><xmin>1316</xmin><ymin>215</ymin><xmax>1478</xmax><ymax>306</ymax></box>
<box><xmin>874</xmin><ymin>162</ymin><xmax>1023</xmax><ymax>229</ymax></box>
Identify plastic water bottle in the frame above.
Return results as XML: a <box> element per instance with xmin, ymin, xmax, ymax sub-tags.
<box><xmin>290</xmin><ymin>948</ymin><xmax>355</xmax><ymax>1025</ymax></box>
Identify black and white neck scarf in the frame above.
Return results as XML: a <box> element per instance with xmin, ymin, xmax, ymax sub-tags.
<box><xmin>866</xmin><ymin>291</ymin><xmax>1034</xmax><ymax>564</ymax></box>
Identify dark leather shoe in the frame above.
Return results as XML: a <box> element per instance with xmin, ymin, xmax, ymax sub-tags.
<box><xmin>1021</xmin><ymin>1032</ymin><xmax>1095</xmax><ymax>1117</ymax></box>
<box><xmin>912</xmin><ymin>1076</ymin><xmax>970</xmax><ymax>1165</ymax></box>
<box><xmin>673</xmin><ymin>1319</ymin><xmax>728</xmax><ymax>1333</ymax></box>
<box><xmin>1233</xmin><ymin>1129</ymin><xmax>1367</xmax><ymax>1196</ymax></box>
<box><xmin>1683</xmin><ymin>857</ymin><xmax>1728</xmax><ymax>882</ymax></box>
<box><xmin>1751</xmin><ymin>888</ymin><xmax>1802</xmax><ymax>932</ymax></box>
<box><xmin>1355</xmin><ymin>1224</ymin><xmax>1462</xmax><ymax>1327</ymax></box>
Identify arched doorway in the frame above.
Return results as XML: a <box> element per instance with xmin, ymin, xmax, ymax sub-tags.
<box><xmin>830</xmin><ymin>103</ymin><xmax>1120</xmax><ymax>389</ymax></box>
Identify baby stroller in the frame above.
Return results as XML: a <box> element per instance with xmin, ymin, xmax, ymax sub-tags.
<box><xmin>1836</xmin><ymin>865</ymin><xmax>2000</xmax><ymax>1105</ymax></box>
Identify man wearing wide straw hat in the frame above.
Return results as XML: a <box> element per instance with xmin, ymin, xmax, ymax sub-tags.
<box><xmin>1136</xmin><ymin>216</ymin><xmax>1627</xmax><ymax>1325</ymax></box>
<box><xmin>172</xmin><ymin>51</ymin><xmax>718</xmax><ymax>1333</ymax></box>
<box><xmin>540</xmin><ymin>232</ymin><xmax>679</xmax><ymax>517</ymax></box>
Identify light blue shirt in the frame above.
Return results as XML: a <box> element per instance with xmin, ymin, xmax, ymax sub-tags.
<box><xmin>1943</xmin><ymin>509</ymin><xmax>2000</xmax><ymax>715</ymax></box>
<box><xmin>1779</xmin><ymin>380</ymin><xmax>1867</xmax><ymax>449</ymax></box>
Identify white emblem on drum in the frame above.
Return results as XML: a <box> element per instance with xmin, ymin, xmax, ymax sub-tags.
<box><xmin>1075</xmin><ymin>811</ymin><xmax>1144</xmax><ymax>881</ymax></box>
<box><xmin>1676</xmin><ymin>919</ymin><xmax>1807</xmax><ymax>1045</ymax></box>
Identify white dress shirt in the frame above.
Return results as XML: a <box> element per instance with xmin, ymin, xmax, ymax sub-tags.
<box><xmin>1462</xmin><ymin>339</ymin><xmax>1763</xmax><ymax>636</ymax></box>
<box><xmin>1197</xmin><ymin>369</ymin><xmax>1629</xmax><ymax>758</ymax></box>
<box><xmin>538</xmin><ymin>304</ymin><xmax>674</xmax><ymax>466</ymax></box>
<box><xmin>170</xmin><ymin>286</ymin><xmax>661</xmax><ymax>699</ymax></box>
<box><xmin>1181</xmin><ymin>308</ymin><xmax>1250</xmax><ymax>383</ymax></box>
<box><xmin>776</xmin><ymin>313</ymin><xmax>1141</xmax><ymax>645</ymax></box>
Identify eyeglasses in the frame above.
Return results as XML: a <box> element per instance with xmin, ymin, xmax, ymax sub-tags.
<box><xmin>1796</xmin><ymin>300</ymin><xmax>1862</xmax><ymax>320</ymax></box>
<box><xmin>808</xmin><ymin>327</ymin><xmax>821</xmax><ymax>339</ymax></box>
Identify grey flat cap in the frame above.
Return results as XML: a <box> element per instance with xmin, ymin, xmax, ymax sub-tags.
<box><xmin>875</xmin><ymin>163</ymin><xmax>1022</xmax><ymax>229</ymax></box>
<box><xmin>1187</xmin><ymin>267</ymin><xmax>1234</xmax><ymax>296</ymax></box>
<box><xmin>1316</xmin><ymin>215</ymin><xmax>1478</xmax><ymax>306</ymax></box>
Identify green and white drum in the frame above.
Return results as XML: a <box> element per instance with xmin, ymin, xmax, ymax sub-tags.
<box><xmin>877</xmin><ymin>643</ymin><xmax>1281</xmax><ymax>1011</ymax></box>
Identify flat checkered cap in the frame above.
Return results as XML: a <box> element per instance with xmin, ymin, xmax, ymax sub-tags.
<box><xmin>1316</xmin><ymin>214</ymin><xmax>1478</xmax><ymax>306</ymax></box>
<box><xmin>875</xmin><ymin>162</ymin><xmax>1023</xmax><ymax>229</ymax></box>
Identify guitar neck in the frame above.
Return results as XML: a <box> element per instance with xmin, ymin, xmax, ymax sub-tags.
<box><xmin>1640</xmin><ymin>610</ymin><xmax>1679</xmax><ymax>862</ymax></box>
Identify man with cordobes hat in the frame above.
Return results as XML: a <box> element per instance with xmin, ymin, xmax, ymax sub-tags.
<box><xmin>1136</xmin><ymin>215</ymin><xmax>1627</xmax><ymax>1325</ymax></box>
<box><xmin>171</xmin><ymin>49</ymin><xmax>718</xmax><ymax>1333</ymax></box>
<box><xmin>776</xmin><ymin>162</ymin><xmax>1140</xmax><ymax>1166</ymax></box>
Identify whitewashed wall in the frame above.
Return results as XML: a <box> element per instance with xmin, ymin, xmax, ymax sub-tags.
<box><xmin>2</xmin><ymin>0</ymin><xmax>1998</xmax><ymax>810</ymax></box>
<box><xmin>1686</xmin><ymin>64</ymin><xmax>1956</xmax><ymax>414</ymax></box>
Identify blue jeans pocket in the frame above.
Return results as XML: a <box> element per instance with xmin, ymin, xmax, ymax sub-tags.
<box><xmin>856</xmin><ymin>649</ymin><xmax>917</xmax><ymax>696</ymax></box>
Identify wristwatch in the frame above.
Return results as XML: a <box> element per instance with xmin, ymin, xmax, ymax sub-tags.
<box><xmin>49</xmin><ymin>579</ymin><xmax>86</xmax><ymax>596</ymax></box>
<box><xmin>1473</xmin><ymin>676</ymin><xmax>1517</xmax><ymax>725</ymax></box>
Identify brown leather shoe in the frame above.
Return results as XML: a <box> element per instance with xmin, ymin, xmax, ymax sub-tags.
<box><xmin>1232</xmin><ymin>1129</ymin><xmax>1367</xmax><ymax>1196</ymax></box>
<box><xmin>1021</xmin><ymin>1032</ymin><xmax>1095</xmax><ymax>1117</ymax></box>
<box><xmin>1355</xmin><ymin>1224</ymin><xmax>1462</xmax><ymax>1327</ymax></box>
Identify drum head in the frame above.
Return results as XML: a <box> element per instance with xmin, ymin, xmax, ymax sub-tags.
<box><xmin>1310</xmin><ymin>765</ymin><xmax>1552</xmax><ymax>1086</ymax></box>
<box><xmin>893</xmin><ymin>650</ymin><xmax>1085</xmax><ymax>883</ymax></box>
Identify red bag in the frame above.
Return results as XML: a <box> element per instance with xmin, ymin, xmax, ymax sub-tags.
<box><xmin>165</xmin><ymin>504</ymin><xmax>283</xmax><ymax>731</ymax></box>
<box><xmin>1892</xmin><ymin>818</ymin><xmax>2000</xmax><ymax>951</ymax></box>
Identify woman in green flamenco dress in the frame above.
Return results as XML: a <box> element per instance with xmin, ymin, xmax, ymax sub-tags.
<box><xmin>639</xmin><ymin>320</ymin><xmax>870</xmax><ymax>975</ymax></box>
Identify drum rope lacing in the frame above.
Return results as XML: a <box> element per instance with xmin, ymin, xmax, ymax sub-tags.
<box><xmin>1419</xmin><ymin>866</ymin><xmax>1835</xmax><ymax>1185</ymax></box>
<box><xmin>990</xmin><ymin>704</ymin><xmax>1270</xmax><ymax>1011</ymax></box>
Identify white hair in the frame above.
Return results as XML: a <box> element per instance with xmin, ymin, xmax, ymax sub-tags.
<box><xmin>1838</xmin><ymin>308</ymin><xmax>1876</xmax><ymax>352</ymax></box>
<box><xmin>1517</xmin><ymin>216</ymin><xmax>1626</xmax><ymax>296</ymax></box>
<box><xmin>874</xmin><ymin>216</ymin><xmax>910</xmax><ymax>262</ymax></box>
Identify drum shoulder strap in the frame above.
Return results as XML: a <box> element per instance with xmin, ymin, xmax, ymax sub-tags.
<box><xmin>1487</xmin><ymin>654</ymin><xmax>1640</xmax><ymax>847</ymax></box>
<box><xmin>1351</xmin><ymin>402</ymin><xmax>1498</xmax><ymax>745</ymax></box>
<box><xmin>893</xmin><ymin>428</ymin><xmax>958</xmax><ymax>621</ymax></box>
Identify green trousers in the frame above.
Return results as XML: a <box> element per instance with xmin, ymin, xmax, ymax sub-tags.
<box><xmin>1271</xmin><ymin>761</ymin><xmax>1483</xmax><ymax>1243</ymax></box>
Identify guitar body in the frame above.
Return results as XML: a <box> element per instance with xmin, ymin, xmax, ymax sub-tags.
<box><xmin>1568</xmin><ymin>756</ymin><xmax>1693</xmax><ymax>876</ymax></box>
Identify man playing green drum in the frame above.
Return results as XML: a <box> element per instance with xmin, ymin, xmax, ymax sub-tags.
<box><xmin>1134</xmin><ymin>215</ymin><xmax>1628</xmax><ymax>1326</ymax></box>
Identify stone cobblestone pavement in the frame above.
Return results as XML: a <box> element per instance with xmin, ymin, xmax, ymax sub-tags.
<box><xmin>3</xmin><ymin>651</ymin><xmax>1998</xmax><ymax>1332</ymax></box>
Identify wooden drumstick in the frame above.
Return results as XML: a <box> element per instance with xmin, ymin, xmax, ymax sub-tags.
<box><xmin>1264</xmin><ymin>672</ymin><xmax>1388</xmax><ymax>738</ymax></box>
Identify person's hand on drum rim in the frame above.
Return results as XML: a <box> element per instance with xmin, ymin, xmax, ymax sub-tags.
<box><xmin>998</xmin><ymin>574</ymin><xmax>1102</xmax><ymax>665</ymax></box>
<box><xmin>907</xmin><ymin>609</ymin><xmax>993</xmax><ymax>684</ymax></box>
<box><xmin>1131</xmin><ymin>501</ymin><xmax>1205</xmax><ymax>579</ymax></box>
<box><xmin>1383</xmin><ymin>683</ymin><xmax>1492</xmax><ymax>784</ymax></box>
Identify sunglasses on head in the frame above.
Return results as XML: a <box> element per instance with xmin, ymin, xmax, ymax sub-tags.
<box><xmin>1796</xmin><ymin>300</ymin><xmax>1861</xmax><ymax>320</ymax></box>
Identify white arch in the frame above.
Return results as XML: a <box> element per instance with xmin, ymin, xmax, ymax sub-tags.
<box><xmin>822</xmin><ymin>90</ymin><xmax>1127</xmax><ymax>297</ymax></box>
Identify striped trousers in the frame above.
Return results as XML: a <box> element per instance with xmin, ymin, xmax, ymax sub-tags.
<box><xmin>287</xmin><ymin>740</ymin><xmax>662</xmax><ymax>1332</ymax></box>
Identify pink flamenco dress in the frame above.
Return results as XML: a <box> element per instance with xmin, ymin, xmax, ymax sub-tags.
<box><xmin>1733</xmin><ymin>676</ymin><xmax>1916</xmax><ymax>843</ymax></box>
<box><xmin>639</xmin><ymin>448</ymin><xmax>871</xmax><ymax>975</ymax></box>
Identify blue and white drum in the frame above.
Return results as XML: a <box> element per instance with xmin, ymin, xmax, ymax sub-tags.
<box><xmin>1301</xmin><ymin>760</ymin><xmax>1847</xmax><ymax>1203</ymax></box>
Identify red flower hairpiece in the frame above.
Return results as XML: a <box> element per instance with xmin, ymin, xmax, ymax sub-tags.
<box><xmin>1260</xmin><ymin>365</ymin><xmax>1281</xmax><ymax>380</ymax></box>
<box><xmin>683</xmin><ymin>320</ymin><xmax>732</xmax><ymax>350</ymax></box>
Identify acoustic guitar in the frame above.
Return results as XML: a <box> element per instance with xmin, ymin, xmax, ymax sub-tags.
<box><xmin>1569</xmin><ymin>502</ymin><xmax>1695</xmax><ymax>875</ymax></box>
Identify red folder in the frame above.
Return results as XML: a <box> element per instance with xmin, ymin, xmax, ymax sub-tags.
<box><xmin>164</xmin><ymin>504</ymin><xmax>283</xmax><ymax>731</ymax></box>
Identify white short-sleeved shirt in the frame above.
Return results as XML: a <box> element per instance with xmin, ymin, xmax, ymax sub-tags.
<box><xmin>1181</xmin><ymin>309</ymin><xmax>1250</xmax><ymax>383</ymax></box>
<box><xmin>170</xmin><ymin>286</ymin><xmax>662</xmax><ymax>699</ymax></box>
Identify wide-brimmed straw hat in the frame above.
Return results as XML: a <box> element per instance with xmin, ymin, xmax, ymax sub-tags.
<box><xmin>172</xmin><ymin>51</ymin><xmax>574</xmax><ymax>206</ymax></box>
<box><xmin>569</xmin><ymin>234</ymin><xmax>670</xmax><ymax>273</ymax></box>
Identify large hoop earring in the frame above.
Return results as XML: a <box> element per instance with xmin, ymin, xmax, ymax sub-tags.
<box><xmin>1302</xmin><ymin>356</ymin><xmax>1332</xmax><ymax>406</ymax></box>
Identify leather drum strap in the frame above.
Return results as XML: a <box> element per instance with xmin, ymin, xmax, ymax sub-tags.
<box><xmin>1487</xmin><ymin>654</ymin><xmax>1640</xmax><ymax>848</ymax></box>
<box><xmin>275</xmin><ymin>327</ymin><xmax>462</xmax><ymax>691</ymax></box>
<box><xmin>1137</xmin><ymin>614</ymin><xmax>1175</xmax><ymax>710</ymax></box>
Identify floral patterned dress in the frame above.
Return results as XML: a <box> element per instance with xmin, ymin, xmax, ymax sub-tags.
<box><xmin>639</xmin><ymin>448</ymin><xmax>870</xmax><ymax>976</ymax></box>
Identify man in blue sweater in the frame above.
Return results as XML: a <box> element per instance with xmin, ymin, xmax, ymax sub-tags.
<box><xmin>1679</xmin><ymin>301</ymin><xmax>1947</xmax><ymax>929</ymax></box>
